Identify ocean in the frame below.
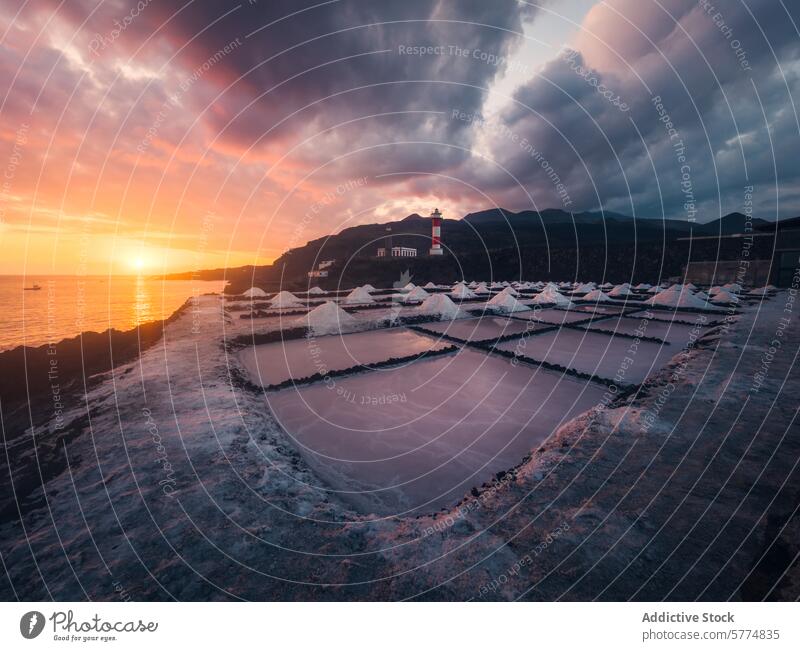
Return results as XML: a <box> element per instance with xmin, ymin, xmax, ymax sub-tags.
<box><xmin>0</xmin><ymin>275</ymin><xmax>226</xmax><ymax>351</ymax></box>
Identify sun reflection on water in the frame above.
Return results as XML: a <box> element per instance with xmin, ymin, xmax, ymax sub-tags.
<box><xmin>132</xmin><ymin>274</ymin><xmax>154</xmax><ymax>327</ymax></box>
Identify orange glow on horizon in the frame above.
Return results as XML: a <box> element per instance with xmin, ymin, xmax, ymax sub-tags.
<box><xmin>0</xmin><ymin>221</ymin><xmax>275</xmax><ymax>276</ymax></box>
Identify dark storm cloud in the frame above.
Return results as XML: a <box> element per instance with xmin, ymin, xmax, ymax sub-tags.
<box><xmin>114</xmin><ymin>0</ymin><xmax>544</xmax><ymax>179</ymax></box>
<box><xmin>0</xmin><ymin>0</ymin><xmax>550</xmax><ymax>248</ymax></box>
<box><xmin>480</xmin><ymin>0</ymin><xmax>800</xmax><ymax>220</ymax></box>
<box><xmin>11</xmin><ymin>0</ymin><xmax>541</xmax><ymax>171</ymax></box>
<box><xmin>5</xmin><ymin>0</ymin><xmax>799</xmax><ymax>233</ymax></box>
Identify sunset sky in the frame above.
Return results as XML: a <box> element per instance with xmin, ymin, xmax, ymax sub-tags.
<box><xmin>1</xmin><ymin>0</ymin><xmax>798</xmax><ymax>275</ymax></box>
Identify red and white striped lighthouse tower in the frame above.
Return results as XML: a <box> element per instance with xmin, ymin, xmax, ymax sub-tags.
<box><xmin>429</xmin><ymin>208</ymin><xmax>443</xmax><ymax>255</ymax></box>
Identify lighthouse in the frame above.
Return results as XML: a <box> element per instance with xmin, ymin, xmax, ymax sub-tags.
<box><xmin>429</xmin><ymin>208</ymin><xmax>444</xmax><ymax>255</ymax></box>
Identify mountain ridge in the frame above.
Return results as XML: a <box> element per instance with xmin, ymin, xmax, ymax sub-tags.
<box><xmin>161</xmin><ymin>208</ymin><xmax>783</xmax><ymax>289</ymax></box>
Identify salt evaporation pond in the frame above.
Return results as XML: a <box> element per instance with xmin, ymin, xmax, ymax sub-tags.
<box><xmin>578</xmin><ymin>314</ymin><xmax>710</xmax><ymax>345</ymax></box>
<box><xmin>420</xmin><ymin>315</ymin><xmax>533</xmax><ymax>341</ymax></box>
<box><xmin>628</xmin><ymin>308</ymin><xmax>722</xmax><ymax>323</ymax></box>
<box><xmin>512</xmin><ymin>307</ymin><xmax>603</xmax><ymax>325</ymax></box>
<box><xmin>496</xmin><ymin>328</ymin><xmax>682</xmax><ymax>384</ymax></box>
<box><xmin>571</xmin><ymin>304</ymin><xmax>629</xmax><ymax>315</ymax></box>
<box><xmin>267</xmin><ymin>349</ymin><xmax>605</xmax><ymax>515</ymax></box>
<box><xmin>239</xmin><ymin>327</ymin><xmax>449</xmax><ymax>387</ymax></box>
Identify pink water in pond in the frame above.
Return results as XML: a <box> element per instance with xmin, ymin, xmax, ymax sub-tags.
<box><xmin>266</xmin><ymin>349</ymin><xmax>605</xmax><ymax>515</ymax></box>
<box><xmin>239</xmin><ymin>327</ymin><xmax>449</xmax><ymax>386</ymax></box>
<box><xmin>419</xmin><ymin>316</ymin><xmax>532</xmax><ymax>341</ymax></box>
<box><xmin>496</xmin><ymin>328</ymin><xmax>680</xmax><ymax>384</ymax></box>
<box><xmin>579</xmin><ymin>314</ymin><xmax>710</xmax><ymax>345</ymax></box>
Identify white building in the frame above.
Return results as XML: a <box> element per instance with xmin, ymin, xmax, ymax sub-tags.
<box><xmin>392</xmin><ymin>246</ymin><xmax>417</xmax><ymax>257</ymax></box>
<box><xmin>308</xmin><ymin>259</ymin><xmax>336</xmax><ymax>278</ymax></box>
<box><xmin>377</xmin><ymin>246</ymin><xmax>417</xmax><ymax>258</ymax></box>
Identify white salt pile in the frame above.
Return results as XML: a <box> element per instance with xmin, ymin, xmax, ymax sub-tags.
<box><xmin>299</xmin><ymin>301</ymin><xmax>356</xmax><ymax>335</ymax></box>
<box><xmin>474</xmin><ymin>282</ymin><xmax>490</xmax><ymax>293</ymax></box>
<box><xmin>529</xmin><ymin>291</ymin><xmax>554</xmax><ymax>305</ymax></box>
<box><xmin>402</xmin><ymin>286</ymin><xmax>430</xmax><ymax>303</ymax></box>
<box><xmin>269</xmin><ymin>290</ymin><xmax>302</xmax><ymax>308</ymax></box>
<box><xmin>450</xmin><ymin>283</ymin><xmax>477</xmax><ymax>299</ymax></box>
<box><xmin>644</xmin><ymin>288</ymin><xmax>709</xmax><ymax>309</ymax></box>
<box><xmin>403</xmin><ymin>282</ymin><xmax>416</xmax><ymax>291</ymax></box>
<box><xmin>634</xmin><ymin>283</ymin><xmax>652</xmax><ymax>290</ymax></box>
<box><xmin>710</xmin><ymin>289</ymin><xmax>739</xmax><ymax>304</ymax></box>
<box><xmin>548</xmin><ymin>291</ymin><xmax>574</xmax><ymax>308</ymax></box>
<box><xmin>581</xmin><ymin>289</ymin><xmax>612</xmax><ymax>302</ymax></box>
<box><xmin>499</xmin><ymin>285</ymin><xmax>519</xmax><ymax>297</ymax></box>
<box><xmin>342</xmin><ymin>286</ymin><xmax>375</xmax><ymax>304</ymax></box>
<box><xmin>361</xmin><ymin>284</ymin><xmax>377</xmax><ymax>292</ymax></box>
<box><xmin>530</xmin><ymin>288</ymin><xmax>573</xmax><ymax>308</ymax></box>
<box><xmin>243</xmin><ymin>286</ymin><xmax>267</xmax><ymax>298</ymax></box>
<box><xmin>748</xmin><ymin>286</ymin><xmax>773</xmax><ymax>296</ymax></box>
<box><xmin>599</xmin><ymin>282</ymin><xmax>613</xmax><ymax>290</ymax></box>
<box><xmin>423</xmin><ymin>282</ymin><xmax>438</xmax><ymax>289</ymax></box>
<box><xmin>487</xmin><ymin>291</ymin><xmax>529</xmax><ymax>313</ymax></box>
<box><xmin>609</xmin><ymin>285</ymin><xmax>633</xmax><ymax>298</ymax></box>
<box><xmin>418</xmin><ymin>293</ymin><xmax>460</xmax><ymax>320</ymax></box>
<box><xmin>575</xmin><ymin>282</ymin><xmax>596</xmax><ymax>293</ymax></box>
<box><xmin>306</xmin><ymin>286</ymin><xmax>326</xmax><ymax>295</ymax></box>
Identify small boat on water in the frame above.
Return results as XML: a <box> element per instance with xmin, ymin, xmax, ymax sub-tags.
<box><xmin>24</xmin><ymin>284</ymin><xmax>42</xmax><ymax>291</ymax></box>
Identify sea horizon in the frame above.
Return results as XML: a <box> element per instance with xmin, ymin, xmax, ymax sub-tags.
<box><xmin>0</xmin><ymin>275</ymin><xmax>226</xmax><ymax>351</ymax></box>
<box><xmin>0</xmin><ymin>272</ymin><xmax>213</xmax><ymax>278</ymax></box>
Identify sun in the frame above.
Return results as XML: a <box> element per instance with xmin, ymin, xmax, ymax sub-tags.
<box><xmin>128</xmin><ymin>254</ymin><xmax>151</xmax><ymax>274</ymax></box>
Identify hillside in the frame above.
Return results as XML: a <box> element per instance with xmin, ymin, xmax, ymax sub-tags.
<box><xmin>167</xmin><ymin>209</ymin><xmax>781</xmax><ymax>292</ymax></box>
<box><xmin>258</xmin><ymin>208</ymin><xmax>692</xmax><ymax>286</ymax></box>
<box><xmin>695</xmin><ymin>212</ymin><xmax>770</xmax><ymax>234</ymax></box>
